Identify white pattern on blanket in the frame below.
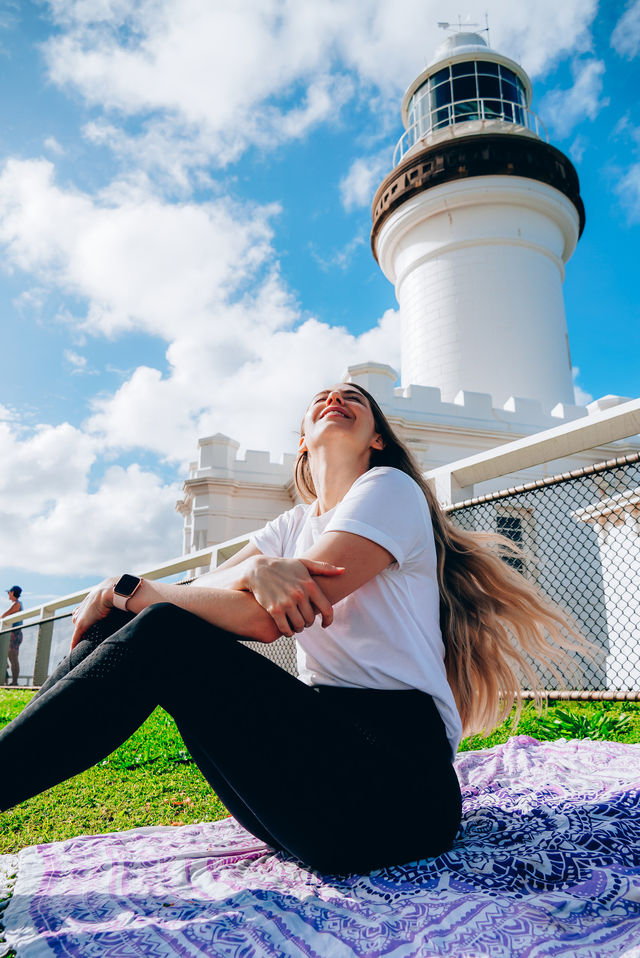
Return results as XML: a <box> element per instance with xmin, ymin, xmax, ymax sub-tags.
<box><xmin>1</xmin><ymin>736</ymin><xmax>640</xmax><ymax>957</ymax></box>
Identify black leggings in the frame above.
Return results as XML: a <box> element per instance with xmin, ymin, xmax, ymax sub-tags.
<box><xmin>0</xmin><ymin>604</ymin><xmax>462</xmax><ymax>873</ymax></box>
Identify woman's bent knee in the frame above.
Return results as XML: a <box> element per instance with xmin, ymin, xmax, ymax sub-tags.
<box><xmin>127</xmin><ymin>602</ymin><xmax>204</xmax><ymax>635</ymax></box>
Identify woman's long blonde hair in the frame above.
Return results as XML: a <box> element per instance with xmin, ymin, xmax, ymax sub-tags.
<box><xmin>295</xmin><ymin>383</ymin><xmax>588</xmax><ymax>737</ymax></box>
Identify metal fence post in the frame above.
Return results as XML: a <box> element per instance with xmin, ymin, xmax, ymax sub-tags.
<box><xmin>33</xmin><ymin>608</ymin><xmax>54</xmax><ymax>687</ymax></box>
<box><xmin>0</xmin><ymin>629</ymin><xmax>10</xmax><ymax>685</ymax></box>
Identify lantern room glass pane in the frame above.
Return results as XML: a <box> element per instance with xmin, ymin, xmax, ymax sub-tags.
<box><xmin>404</xmin><ymin>58</ymin><xmax>529</xmax><ymax>145</ymax></box>
<box><xmin>476</xmin><ymin>60</ymin><xmax>499</xmax><ymax>76</ymax></box>
<box><xmin>477</xmin><ymin>74</ymin><xmax>500</xmax><ymax>99</ymax></box>
<box><xmin>452</xmin><ymin>75</ymin><xmax>477</xmax><ymax>101</ymax></box>
<box><xmin>501</xmin><ymin>79</ymin><xmax>518</xmax><ymax>104</ymax></box>
<box><xmin>483</xmin><ymin>99</ymin><xmax>503</xmax><ymax>119</ymax></box>
<box><xmin>432</xmin><ymin>81</ymin><xmax>452</xmax><ymax>108</ymax></box>
<box><xmin>452</xmin><ymin>61</ymin><xmax>475</xmax><ymax>77</ymax></box>
<box><xmin>454</xmin><ymin>100</ymin><xmax>480</xmax><ymax>121</ymax></box>
<box><xmin>433</xmin><ymin>107</ymin><xmax>450</xmax><ymax>129</ymax></box>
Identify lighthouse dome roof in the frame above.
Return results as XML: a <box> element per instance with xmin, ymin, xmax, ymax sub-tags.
<box><xmin>431</xmin><ymin>31</ymin><xmax>488</xmax><ymax>64</ymax></box>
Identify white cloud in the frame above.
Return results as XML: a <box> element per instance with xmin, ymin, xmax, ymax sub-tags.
<box><xmin>0</xmin><ymin>158</ymin><xmax>277</xmax><ymax>340</ymax></box>
<box><xmin>44</xmin><ymin>0</ymin><xmax>353</xmax><ymax>170</ymax></box>
<box><xmin>0</xmin><ymin>404</ymin><xmax>12</xmax><ymax>420</ymax></box>
<box><xmin>614</xmin><ymin>163</ymin><xmax>640</xmax><ymax>222</ymax></box>
<box><xmin>25</xmin><ymin>463</ymin><xmax>181</xmax><ymax>575</ymax></box>
<box><xmin>0</xmin><ymin>411</ymin><xmax>181</xmax><ymax>575</ymax></box>
<box><xmin>0</xmin><ymin>149</ymin><xmax>400</xmax><ymax>585</ymax></box>
<box><xmin>541</xmin><ymin>58</ymin><xmax>609</xmax><ymax>138</ymax></box>
<box><xmin>340</xmin><ymin>150</ymin><xmax>391</xmax><ymax>211</ymax></box>
<box><xmin>39</xmin><ymin>0</ymin><xmax>600</xmax><ymax>183</ymax></box>
<box><xmin>572</xmin><ymin>367</ymin><xmax>593</xmax><ymax>406</ymax></box>
<box><xmin>0</xmin><ymin>420</ymin><xmax>96</xmax><ymax>517</ymax></box>
<box><xmin>64</xmin><ymin>349</ymin><xmax>90</xmax><ymax>373</ymax></box>
<box><xmin>610</xmin><ymin>116</ymin><xmax>640</xmax><ymax>221</ymax></box>
<box><xmin>611</xmin><ymin>0</ymin><xmax>640</xmax><ymax>59</ymax></box>
<box><xmin>0</xmin><ymin>157</ymin><xmax>400</xmax><ymax>464</ymax></box>
<box><xmin>568</xmin><ymin>135</ymin><xmax>587</xmax><ymax>164</ymax></box>
<box><xmin>309</xmin><ymin>233</ymin><xmax>365</xmax><ymax>272</ymax></box>
<box><xmin>43</xmin><ymin>136</ymin><xmax>65</xmax><ymax>155</ymax></box>
<box><xmin>86</xmin><ymin>306</ymin><xmax>401</xmax><ymax>463</ymax></box>
<box><xmin>0</xmin><ymin>299</ymin><xmax>399</xmax><ymax>581</ymax></box>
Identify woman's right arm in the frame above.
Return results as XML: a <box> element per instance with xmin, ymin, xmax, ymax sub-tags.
<box><xmin>190</xmin><ymin>542</ymin><xmax>264</xmax><ymax>589</ymax></box>
<box><xmin>71</xmin><ymin>576</ymin><xmax>284</xmax><ymax>649</ymax></box>
<box><xmin>70</xmin><ymin>548</ymin><xmax>342</xmax><ymax>648</ymax></box>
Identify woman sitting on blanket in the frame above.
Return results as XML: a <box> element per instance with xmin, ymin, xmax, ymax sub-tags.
<box><xmin>0</xmin><ymin>383</ymin><xmax>582</xmax><ymax>873</ymax></box>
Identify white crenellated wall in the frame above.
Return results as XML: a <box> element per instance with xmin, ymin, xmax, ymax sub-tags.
<box><xmin>176</xmin><ymin>434</ymin><xmax>298</xmax><ymax>555</ymax></box>
<box><xmin>375</xmin><ymin>177</ymin><xmax>580</xmax><ymax>409</ymax></box>
<box><xmin>176</xmin><ymin>363</ymin><xmax>638</xmax><ymax>551</ymax></box>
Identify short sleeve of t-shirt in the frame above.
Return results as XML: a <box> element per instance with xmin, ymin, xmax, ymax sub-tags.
<box><xmin>249</xmin><ymin>503</ymin><xmax>307</xmax><ymax>558</ymax></box>
<box><xmin>324</xmin><ymin>467</ymin><xmax>428</xmax><ymax>567</ymax></box>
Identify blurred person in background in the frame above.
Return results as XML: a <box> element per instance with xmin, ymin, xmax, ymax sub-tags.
<box><xmin>3</xmin><ymin>586</ymin><xmax>23</xmax><ymax>686</ymax></box>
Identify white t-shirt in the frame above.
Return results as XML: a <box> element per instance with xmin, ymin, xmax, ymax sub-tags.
<box><xmin>250</xmin><ymin>466</ymin><xmax>462</xmax><ymax>755</ymax></box>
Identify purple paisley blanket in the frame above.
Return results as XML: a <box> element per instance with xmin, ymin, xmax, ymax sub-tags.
<box><xmin>1</xmin><ymin>735</ymin><xmax>640</xmax><ymax>957</ymax></box>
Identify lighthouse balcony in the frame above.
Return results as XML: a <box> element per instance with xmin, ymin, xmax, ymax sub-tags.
<box><xmin>394</xmin><ymin>99</ymin><xmax>547</xmax><ymax>166</ymax></box>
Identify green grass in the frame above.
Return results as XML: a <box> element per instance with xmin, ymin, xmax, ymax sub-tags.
<box><xmin>1</xmin><ymin>691</ymin><xmax>640</xmax><ymax>854</ymax></box>
<box><xmin>0</xmin><ymin>691</ymin><xmax>228</xmax><ymax>854</ymax></box>
<box><xmin>458</xmin><ymin>698</ymin><xmax>640</xmax><ymax>751</ymax></box>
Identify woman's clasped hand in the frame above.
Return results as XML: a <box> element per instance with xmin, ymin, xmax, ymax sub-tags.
<box><xmin>70</xmin><ymin>577</ymin><xmax>119</xmax><ymax>649</ymax></box>
<box><xmin>233</xmin><ymin>555</ymin><xmax>344</xmax><ymax>637</ymax></box>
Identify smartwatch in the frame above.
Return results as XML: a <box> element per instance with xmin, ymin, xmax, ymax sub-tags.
<box><xmin>113</xmin><ymin>574</ymin><xmax>143</xmax><ymax>611</ymax></box>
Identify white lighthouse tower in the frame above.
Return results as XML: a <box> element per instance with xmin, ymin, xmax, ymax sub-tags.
<box><xmin>371</xmin><ymin>30</ymin><xmax>585</xmax><ymax>410</ymax></box>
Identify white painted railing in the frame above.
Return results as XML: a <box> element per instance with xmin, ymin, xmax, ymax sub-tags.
<box><xmin>394</xmin><ymin>100</ymin><xmax>548</xmax><ymax>165</ymax></box>
<box><xmin>426</xmin><ymin>397</ymin><xmax>640</xmax><ymax>506</ymax></box>
<box><xmin>0</xmin><ymin>534</ymin><xmax>252</xmax><ymax>685</ymax></box>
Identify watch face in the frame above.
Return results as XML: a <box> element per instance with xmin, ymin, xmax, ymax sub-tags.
<box><xmin>114</xmin><ymin>574</ymin><xmax>140</xmax><ymax>596</ymax></box>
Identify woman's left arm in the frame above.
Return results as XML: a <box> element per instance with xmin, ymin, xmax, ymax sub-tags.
<box><xmin>237</xmin><ymin>531</ymin><xmax>394</xmax><ymax>635</ymax></box>
<box><xmin>299</xmin><ymin>531</ymin><xmax>394</xmax><ymax>604</ymax></box>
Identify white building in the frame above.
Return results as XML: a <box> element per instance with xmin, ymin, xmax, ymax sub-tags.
<box><xmin>177</xmin><ymin>31</ymin><xmax>637</xmax><ymax>558</ymax></box>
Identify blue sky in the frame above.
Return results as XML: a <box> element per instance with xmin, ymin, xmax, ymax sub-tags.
<box><xmin>0</xmin><ymin>0</ymin><xmax>639</xmax><ymax>611</ymax></box>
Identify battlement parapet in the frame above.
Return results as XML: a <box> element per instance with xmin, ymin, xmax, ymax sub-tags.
<box><xmin>188</xmin><ymin>433</ymin><xmax>295</xmax><ymax>484</ymax></box>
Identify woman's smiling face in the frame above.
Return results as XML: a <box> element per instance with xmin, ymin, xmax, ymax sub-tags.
<box><xmin>301</xmin><ymin>385</ymin><xmax>383</xmax><ymax>457</ymax></box>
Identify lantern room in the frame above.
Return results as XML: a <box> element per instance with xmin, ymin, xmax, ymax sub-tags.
<box><xmin>395</xmin><ymin>32</ymin><xmax>543</xmax><ymax>164</ymax></box>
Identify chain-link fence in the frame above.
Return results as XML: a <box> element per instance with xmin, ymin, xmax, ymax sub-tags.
<box><xmin>241</xmin><ymin>635</ymin><xmax>298</xmax><ymax>675</ymax></box>
<box><xmin>448</xmin><ymin>452</ymin><xmax>640</xmax><ymax>695</ymax></box>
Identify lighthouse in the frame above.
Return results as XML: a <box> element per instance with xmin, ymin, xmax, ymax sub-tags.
<box><xmin>371</xmin><ymin>31</ymin><xmax>585</xmax><ymax>411</ymax></box>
